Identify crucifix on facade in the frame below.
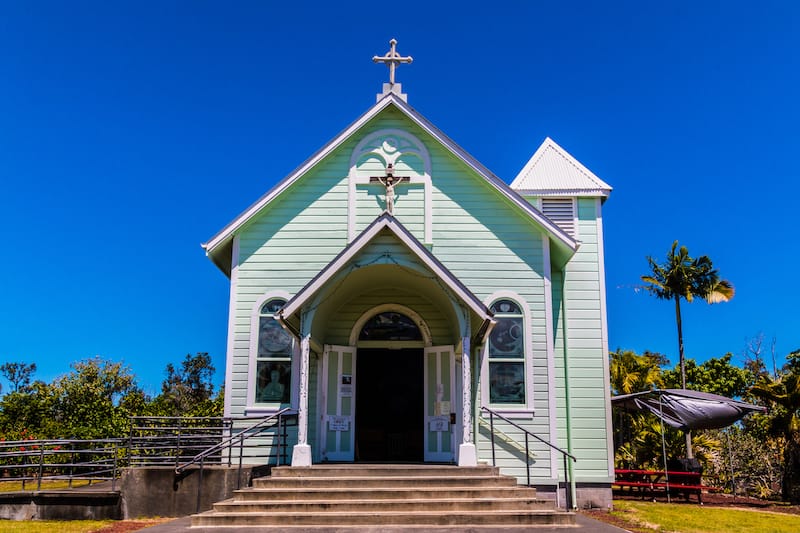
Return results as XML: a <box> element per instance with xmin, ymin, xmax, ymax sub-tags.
<box><xmin>370</xmin><ymin>164</ymin><xmax>410</xmax><ymax>214</ymax></box>
<box><xmin>373</xmin><ymin>39</ymin><xmax>413</xmax><ymax>85</ymax></box>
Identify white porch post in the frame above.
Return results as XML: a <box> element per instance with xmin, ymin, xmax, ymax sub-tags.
<box><xmin>458</xmin><ymin>335</ymin><xmax>478</xmax><ymax>466</ymax></box>
<box><xmin>291</xmin><ymin>334</ymin><xmax>312</xmax><ymax>466</ymax></box>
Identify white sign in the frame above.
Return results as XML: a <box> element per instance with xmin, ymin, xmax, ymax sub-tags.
<box><xmin>329</xmin><ymin>416</ymin><xmax>350</xmax><ymax>432</ymax></box>
<box><xmin>340</xmin><ymin>374</ymin><xmax>353</xmax><ymax>397</ymax></box>
<box><xmin>429</xmin><ymin>416</ymin><xmax>450</xmax><ymax>432</ymax></box>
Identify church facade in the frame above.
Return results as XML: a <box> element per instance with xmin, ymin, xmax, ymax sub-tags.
<box><xmin>203</xmin><ymin>42</ymin><xmax>614</xmax><ymax>507</ymax></box>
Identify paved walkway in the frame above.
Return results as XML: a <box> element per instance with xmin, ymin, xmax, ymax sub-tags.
<box><xmin>140</xmin><ymin>513</ymin><xmax>630</xmax><ymax>532</ymax></box>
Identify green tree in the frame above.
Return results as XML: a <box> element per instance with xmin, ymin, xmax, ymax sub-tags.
<box><xmin>0</xmin><ymin>380</ymin><xmax>57</xmax><ymax>439</ymax></box>
<box><xmin>49</xmin><ymin>357</ymin><xmax>142</xmax><ymax>439</ymax></box>
<box><xmin>642</xmin><ymin>241</ymin><xmax>734</xmax><ymax>457</ymax></box>
<box><xmin>703</xmin><ymin>426</ymin><xmax>782</xmax><ymax>499</ymax></box>
<box><xmin>749</xmin><ymin>357</ymin><xmax>800</xmax><ymax>503</ymax></box>
<box><xmin>0</xmin><ymin>362</ymin><xmax>37</xmax><ymax>393</ymax></box>
<box><xmin>152</xmin><ymin>352</ymin><xmax>218</xmax><ymax>416</ymax></box>
<box><xmin>610</xmin><ymin>349</ymin><xmax>663</xmax><ymax>395</ymax></box>
<box><xmin>663</xmin><ymin>353</ymin><xmax>752</xmax><ymax>398</ymax></box>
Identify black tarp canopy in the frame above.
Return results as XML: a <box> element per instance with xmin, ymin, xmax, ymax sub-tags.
<box><xmin>611</xmin><ymin>389</ymin><xmax>766</xmax><ymax>431</ymax></box>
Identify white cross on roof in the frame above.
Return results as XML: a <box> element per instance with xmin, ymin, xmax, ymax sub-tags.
<box><xmin>373</xmin><ymin>39</ymin><xmax>413</xmax><ymax>85</ymax></box>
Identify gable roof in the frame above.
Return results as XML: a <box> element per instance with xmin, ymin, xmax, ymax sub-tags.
<box><xmin>203</xmin><ymin>93</ymin><xmax>579</xmax><ymax>274</ymax></box>
<box><xmin>279</xmin><ymin>212</ymin><xmax>493</xmax><ymax>333</ymax></box>
<box><xmin>510</xmin><ymin>137</ymin><xmax>612</xmax><ymax>198</ymax></box>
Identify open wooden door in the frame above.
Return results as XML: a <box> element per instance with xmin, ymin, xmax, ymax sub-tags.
<box><xmin>424</xmin><ymin>345</ymin><xmax>455</xmax><ymax>462</ymax></box>
<box><xmin>321</xmin><ymin>345</ymin><xmax>356</xmax><ymax>461</ymax></box>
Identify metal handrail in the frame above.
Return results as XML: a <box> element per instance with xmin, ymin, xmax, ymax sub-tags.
<box><xmin>174</xmin><ymin>407</ymin><xmax>291</xmax><ymax>474</ymax></box>
<box><xmin>0</xmin><ymin>438</ymin><xmax>122</xmax><ymax>491</ymax></box>
<box><xmin>481</xmin><ymin>406</ymin><xmax>577</xmax><ymax>510</ymax></box>
<box><xmin>173</xmin><ymin>408</ymin><xmax>292</xmax><ymax>513</ymax></box>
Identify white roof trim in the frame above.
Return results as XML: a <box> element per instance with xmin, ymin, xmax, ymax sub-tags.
<box><xmin>514</xmin><ymin>189</ymin><xmax>610</xmax><ymax>197</ymax></box>
<box><xmin>203</xmin><ymin>95</ymin><xmax>578</xmax><ymax>256</ymax></box>
<box><xmin>280</xmin><ymin>213</ymin><xmax>491</xmax><ymax>322</ymax></box>
<box><xmin>510</xmin><ymin>137</ymin><xmax>612</xmax><ymax>196</ymax></box>
<box><xmin>203</xmin><ymin>96</ymin><xmax>398</xmax><ymax>253</ymax></box>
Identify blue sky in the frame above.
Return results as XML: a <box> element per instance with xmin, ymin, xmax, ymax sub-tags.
<box><xmin>1</xmin><ymin>2</ymin><xmax>798</xmax><ymax>395</ymax></box>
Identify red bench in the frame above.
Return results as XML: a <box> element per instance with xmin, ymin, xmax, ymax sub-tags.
<box><xmin>614</xmin><ymin>469</ymin><xmax>720</xmax><ymax>504</ymax></box>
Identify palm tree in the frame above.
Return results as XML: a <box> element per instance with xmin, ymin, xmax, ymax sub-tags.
<box><xmin>610</xmin><ymin>349</ymin><xmax>662</xmax><ymax>396</ymax></box>
<box><xmin>750</xmin><ymin>372</ymin><xmax>800</xmax><ymax>503</ymax></box>
<box><xmin>641</xmin><ymin>241</ymin><xmax>734</xmax><ymax>457</ymax></box>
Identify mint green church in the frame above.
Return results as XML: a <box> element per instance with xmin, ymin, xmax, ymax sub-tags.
<box><xmin>203</xmin><ymin>41</ymin><xmax>614</xmax><ymax>507</ymax></box>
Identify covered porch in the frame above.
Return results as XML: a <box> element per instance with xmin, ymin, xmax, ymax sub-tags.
<box><xmin>276</xmin><ymin>214</ymin><xmax>494</xmax><ymax>467</ymax></box>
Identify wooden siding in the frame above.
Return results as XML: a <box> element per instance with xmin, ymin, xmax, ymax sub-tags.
<box><xmin>324</xmin><ymin>287</ymin><xmax>451</xmax><ymax>346</ymax></box>
<box><xmin>552</xmin><ymin>198</ymin><xmax>612</xmax><ymax>483</ymax></box>
<box><xmin>219</xmin><ymin>106</ymin><xmax>611</xmax><ymax>482</ymax></box>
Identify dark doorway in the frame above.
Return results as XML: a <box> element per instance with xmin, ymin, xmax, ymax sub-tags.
<box><xmin>355</xmin><ymin>348</ymin><xmax>424</xmax><ymax>462</ymax></box>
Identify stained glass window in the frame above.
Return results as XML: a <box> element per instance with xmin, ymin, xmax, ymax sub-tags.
<box><xmin>359</xmin><ymin>312</ymin><xmax>422</xmax><ymax>341</ymax></box>
<box><xmin>488</xmin><ymin>299</ymin><xmax>525</xmax><ymax>404</ymax></box>
<box><xmin>256</xmin><ymin>299</ymin><xmax>291</xmax><ymax>404</ymax></box>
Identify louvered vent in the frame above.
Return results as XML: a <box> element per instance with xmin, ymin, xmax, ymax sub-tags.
<box><xmin>541</xmin><ymin>198</ymin><xmax>576</xmax><ymax>237</ymax></box>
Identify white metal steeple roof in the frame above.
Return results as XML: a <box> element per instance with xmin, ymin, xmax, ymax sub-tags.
<box><xmin>510</xmin><ymin>137</ymin><xmax>612</xmax><ymax>198</ymax></box>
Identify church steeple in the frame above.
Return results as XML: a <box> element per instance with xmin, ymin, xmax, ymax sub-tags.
<box><xmin>373</xmin><ymin>39</ymin><xmax>412</xmax><ymax>102</ymax></box>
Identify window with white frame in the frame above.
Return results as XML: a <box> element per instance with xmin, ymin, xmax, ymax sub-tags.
<box><xmin>488</xmin><ymin>299</ymin><xmax>526</xmax><ymax>405</ymax></box>
<box><xmin>255</xmin><ymin>298</ymin><xmax>292</xmax><ymax>404</ymax></box>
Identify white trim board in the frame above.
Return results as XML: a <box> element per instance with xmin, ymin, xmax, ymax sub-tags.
<box><xmin>202</xmin><ymin>94</ymin><xmax>578</xmax><ymax>274</ymax></box>
<box><xmin>279</xmin><ymin>212</ymin><xmax>493</xmax><ymax>326</ymax></box>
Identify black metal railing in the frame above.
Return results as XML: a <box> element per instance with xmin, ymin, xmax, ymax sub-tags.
<box><xmin>0</xmin><ymin>439</ymin><xmax>122</xmax><ymax>491</ymax></box>
<box><xmin>0</xmin><ymin>414</ymin><xmax>296</xmax><ymax>496</ymax></box>
<box><xmin>127</xmin><ymin>416</ymin><xmax>229</xmax><ymax>468</ymax></box>
<box><xmin>173</xmin><ymin>408</ymin><xmax>295</xmax><ymax>512</ymax></box>
<box><xmin>481</xmin><ymin>406</ymin><xmax>577</xmax><ymax>510</ymax></box>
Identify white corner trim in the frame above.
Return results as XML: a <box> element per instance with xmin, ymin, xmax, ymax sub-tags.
<box><xmin>596</xmin><ymin>198</ymin><xmax>615</xmax><ymax>477</ymax></box>
<box><xmin>223</xmin><ymin>235</ymin><xmax>240</xmax><ymax>418</ymax></box>
<box><xmin>542</xmin><ymin>234</ymin><xmax>559</xmax><ymax>480</ymax></box>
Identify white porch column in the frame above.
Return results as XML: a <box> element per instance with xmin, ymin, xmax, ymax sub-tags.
<box><xmin>291</xmin><ymin>334</ymin><xmax>312</xmax><ymax>466</ymax></box>
<box><xmin>458</xmin><ymin>335</ymin><xmax>478</xmax><ymax>466</ymax></box>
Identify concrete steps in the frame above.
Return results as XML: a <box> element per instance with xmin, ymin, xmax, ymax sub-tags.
<box><xmin>191</xmin><ymin>464</ymin><xmax>574</xmax><ymax>528</ymax></box>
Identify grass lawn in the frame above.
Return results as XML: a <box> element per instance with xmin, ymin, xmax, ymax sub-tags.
<box><xmin>611</xmin><ymin>500</ymin><xmax>800</xmax><ymax>533</ymax></box>
<box><xmin>0</xmin><ymin>521</ymin><xmax>112</xmax><ymax>533</ymax></box>
<box><xmin>0</xmin><ymin>518</ymin><xmax>170</xmax><ymax>533</ymax></box>
<box><xmin>0</xmin><ymin>479</ymin><xmax>94</xmax><ymax>492</ymax></box>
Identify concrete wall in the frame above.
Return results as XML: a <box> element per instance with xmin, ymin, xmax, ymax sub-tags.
<box><xmin>0</xmin><ymin>491</ymin><xmax>121</xmax><ymax>520</ymax></box>
<box><xmin>120</xmin><ymin>465</ymin><xmax>261</xmax><ymax>518</ymax></box>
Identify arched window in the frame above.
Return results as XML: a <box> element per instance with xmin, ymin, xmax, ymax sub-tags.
<box><xmin>358</xmin><ymin>311</ymin><xmax>422</xmax><ymax>341</ymax></box>
<box><xmin>255</xmin><ymin>298</ymin><xmax>292</xmax><ymax>404</ymax></box>
<box><xmin>488</xmin><ymin>299</ymin><xmax>525</xmax><ymax>405</ymax></box>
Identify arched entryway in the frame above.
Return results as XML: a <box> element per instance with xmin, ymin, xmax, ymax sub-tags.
<box><xmin>356</xmin><ymin>348</ymin><xmax>424</xmax><ymax>461</ymax></box>
<box><xmin>354</xmin><ymin>310</ymin><xmax>425</xmax><ymax>462</ymax></box>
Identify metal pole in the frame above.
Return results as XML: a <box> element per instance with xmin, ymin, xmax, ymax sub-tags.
<box><xmin>196</xmin><ymin>456</ymin><xmax>205</xmax><ymax>514</ymax></box>
<box><xmin>276</xmin><ymin>415</ymin><xmax>282</xmax><ymax>466</ymax></box>
<box><xmin>69</xmin><ymin>449</ymin><xmax>75</xmax><ymax>489</ymax></box>
<box><xmin>128</xmin><ymin>419</ymin><xmax>134</xmax><ymax>466</ymax></box>
<box><xmin>237</xmin><ymin>433</ymin><xmax>244</xmax><ymax>490</ymax></box>
<box><xmin>659</xmin><ymin>395</ymin><xmax>671</xmax><ymax>503</ymax></box>
<box><xmin>726</xmin><ymin>428</ymin><xmax>736</xmax><ymax>500</ymax></box>
<box><xmin>225</xmin><ymin>419</ymin><xmax>232</xmax><ymax>467</ymax></box>
<box><xmin>563</xmin><ymin>455</ymin><xmax>570</xmax><ymax>511</ymax></box>
<box><xmin>176</xmin><ymin>419</ymin><xmax>183</xmax><ymax>469</ymax></box>
<box><xmin>489</xmin><ymin>412</ymin><xmax>496</xmax><ymax>466</ymax></box>
<box><xmin>37</xmin><ymin>444</ymin><xmax>45</xmax><ymax>490</ymax></box>
<box><xmin>525</xmin><ymin>433</ymin><xmax>530</xmax><ymax>486</ymax></box>
<box><xmin>112</xmin><ymin>441</ymin><xmax>118</xmax><ymax>492</ymax></box>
